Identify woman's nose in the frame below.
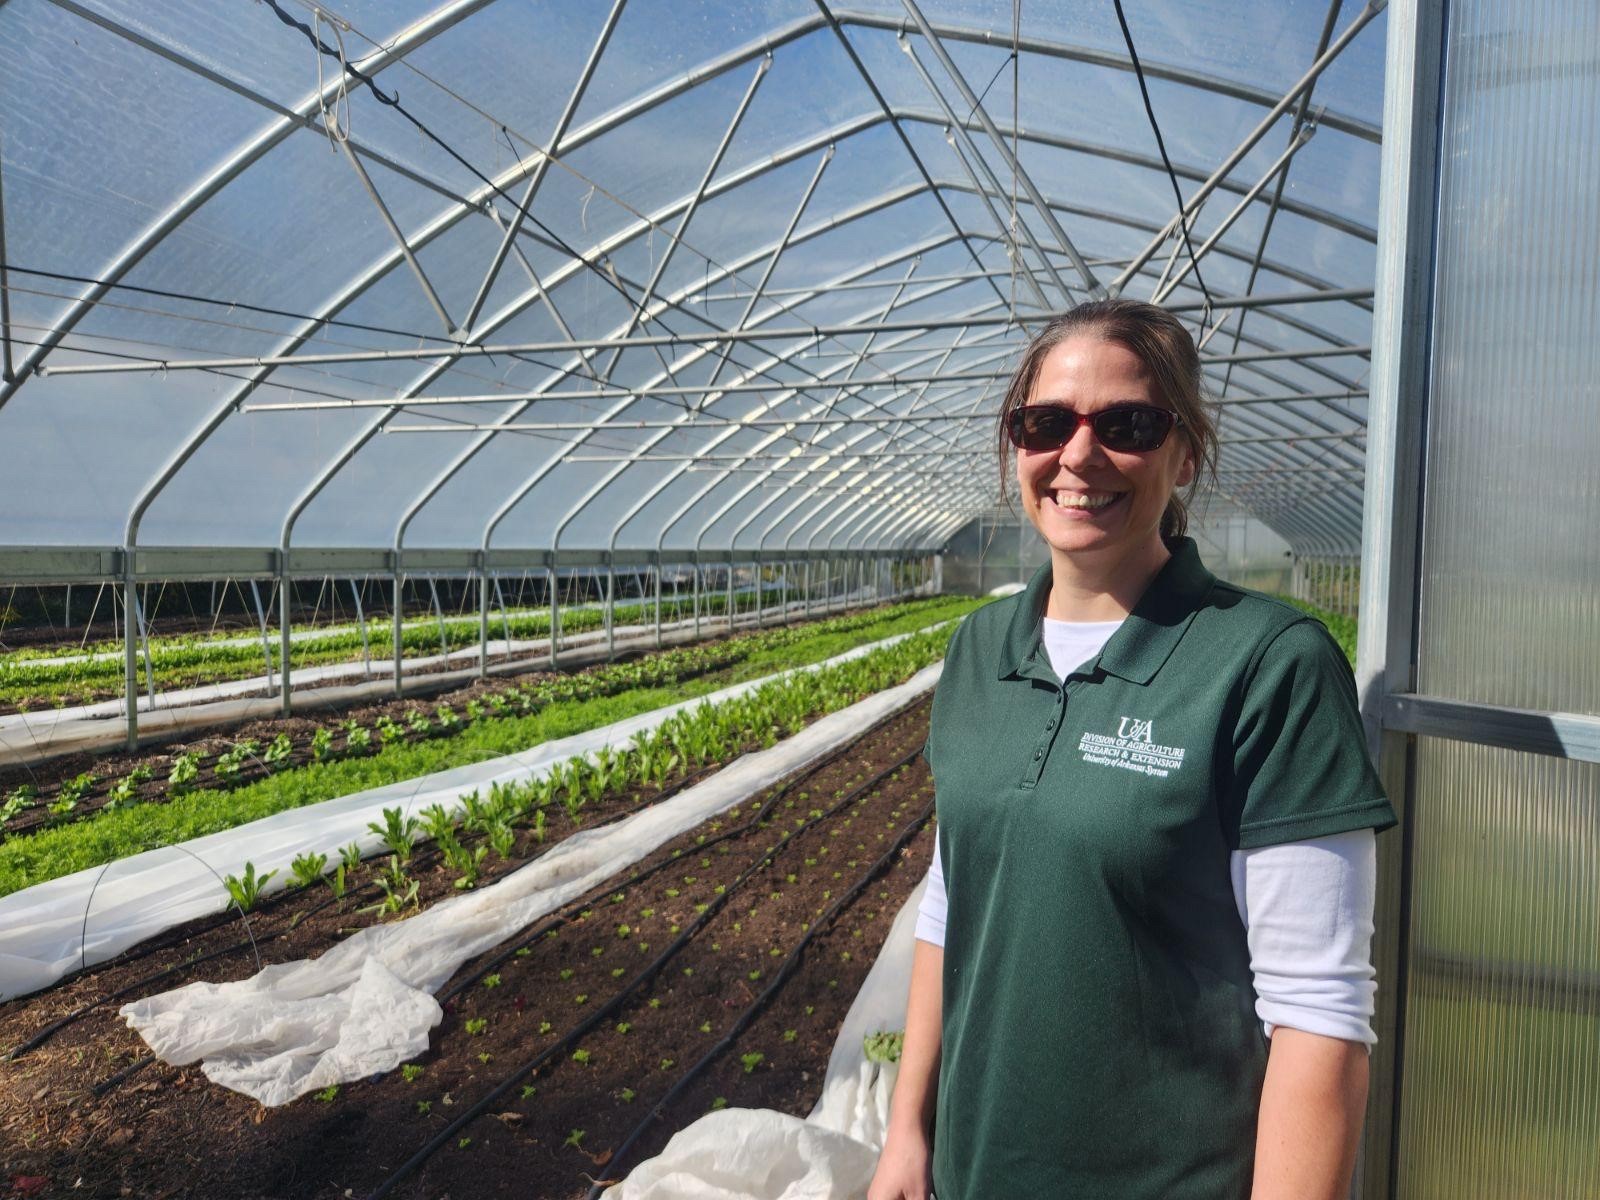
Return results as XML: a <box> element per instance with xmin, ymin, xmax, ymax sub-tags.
<box><xmin>1058</xmin><ymin>421</ymin><xmax>1104</xmax><ymax>469</ymax></box>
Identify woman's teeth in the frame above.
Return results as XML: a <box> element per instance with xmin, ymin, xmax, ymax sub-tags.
<box><xmin>1051</xmin><ymin>491</ymin><xmax>1120</xmax><ymax>510</ymax></box>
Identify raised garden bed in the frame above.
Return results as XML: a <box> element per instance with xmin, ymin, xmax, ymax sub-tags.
<box><xmin>0</xmin><ymin>696</ymin><xmax>936</xmax><ymax>1200</ymax></box>
<box><xmin>0</xmin><ymin>597</ymin><xmax>974</xmax><ymax>900</ymax></box>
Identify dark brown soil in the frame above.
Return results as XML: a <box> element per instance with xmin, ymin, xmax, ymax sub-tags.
<box><xmin>0</xmin><ymin>619</ymin><xmax>776</xmax><ymax>833</ymax></box>
<box><xmin>0</xmin><ymin>699</ymin><xmax>935</xmax><ymax>1200</ymax></box>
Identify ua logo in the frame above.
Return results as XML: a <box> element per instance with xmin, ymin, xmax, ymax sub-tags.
<box><xmin>1117</xmin><ymin>717</ymin><xmax>1154</xmax><ymax>743</ymax></box>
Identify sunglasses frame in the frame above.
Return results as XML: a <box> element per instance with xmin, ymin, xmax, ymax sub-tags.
<box><xmin>1006</xmin><ymin>403</ymin><xmax>1183</xmax><ymax>454</ymax></box>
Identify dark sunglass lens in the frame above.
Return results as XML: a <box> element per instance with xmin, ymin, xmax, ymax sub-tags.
<box><xmin>1094</xmin><ymin>407</ymin><xmax>1170</xmax><ymax>451</ymax></box>
<box><xmin>1010</xmin><ymin>407</ymin><xmax>1072</xmax><ymax>450</ymax></box>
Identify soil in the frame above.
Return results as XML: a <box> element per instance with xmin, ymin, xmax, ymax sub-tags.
<box><xmin>0</xmin><ymin>698</ymin><xmax>935</xmax><ymax>1200</ymax></box>
<box><xmin>0</xmin><ymin>614</ymin><xmax>796</xmax><ymax>831</ymax></box>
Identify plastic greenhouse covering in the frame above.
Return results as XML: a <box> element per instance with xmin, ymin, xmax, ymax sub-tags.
<box><xmin>0</xmin><ymin>0</ymin><xmax>1383</xmax><ymax>570</ymax></box>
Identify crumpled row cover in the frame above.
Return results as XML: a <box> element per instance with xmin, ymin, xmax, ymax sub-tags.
<box><xmin>0</xmin><ymin>627</ymin><xmax>930</xmax><ymax>1001</ymax></box>
<box><xmin>118</xmin><ymin>663</ymin><xmax>940</xmax><ymax>1107</ymax></box>
<box><xmin>604</xmin><ymin>876</ymin><xmax>925</xmax><ymax>1200</ymax></box>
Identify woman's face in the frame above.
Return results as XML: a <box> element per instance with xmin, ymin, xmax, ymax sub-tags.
<box><xmin>1015</xmin><ymin>334</ymin><xmax>1195</xmax><ymax>570</ymax></box>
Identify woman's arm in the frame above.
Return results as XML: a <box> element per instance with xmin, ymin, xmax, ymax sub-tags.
<box><xmin>868</xmin><ymin>937</ymin><xmax>943</xmax><ymax>1200</ymax></box>
<box><xmin>1252</xmin><ymin>1027</ymin><xmax>1368</xmax><ymax>1200</ymax></box>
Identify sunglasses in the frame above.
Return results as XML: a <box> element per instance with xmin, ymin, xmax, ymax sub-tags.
<box><xmin>1006</xmin><ymin>404</ymin><xmax>1182</xmax><ymax>454</ymax></box>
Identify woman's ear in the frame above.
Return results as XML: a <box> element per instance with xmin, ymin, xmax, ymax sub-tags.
<box><xmin>1176</xmin><ymin>442</ymin><xmax>1197</xmax><ymax>489</ymax></box>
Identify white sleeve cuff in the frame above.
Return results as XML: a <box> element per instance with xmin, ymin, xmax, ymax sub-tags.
<box><xmin>915</xmin><ymin>835</ymin><xmax>947</xmax><ymax>947</ymax></box>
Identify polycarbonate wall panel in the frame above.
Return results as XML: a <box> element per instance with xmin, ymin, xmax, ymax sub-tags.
<box><xmin>1415</xmin><ymin>0</ymin><xmax>1600</xmax><ymax>715</ymax></box>
<box><xmin>1396</xmin><ymin>738</ymin><xmax>1599</xmax><ymax>1200</ymax></box>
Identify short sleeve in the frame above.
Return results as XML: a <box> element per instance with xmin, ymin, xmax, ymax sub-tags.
<box><xmin>1229</xmin><ymin>619</ymin><xmax>1396</xmax><ymax>850</ymax></box>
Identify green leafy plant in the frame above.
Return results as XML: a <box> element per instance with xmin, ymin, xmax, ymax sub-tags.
<box><xmin>314</xmin><ymin>1085</ymin><xmax>339</xmax><ymax>1102</ymax></box>
<box><xmin>401</xmin><ymin>1064</ymin><xmax>424</xmax><ymax>1082</ymax></box>
<box><xmin>368</xmin><ymin>806</ymin><xmax>419</xmax><ymax>864</ymax></box>
<box><xmin>361</xmin><ymin>855</ymin><xmax>418</xmax><ymax>916</ymax></box>
<box><xmin>167</xmin><ymin>753</ymin><xmax>201</xmax><ymax>797</ymax></box>
<box><xmin>289</xmin><ymin>850</ymin><xmax>327</xmax><ymax>889</ymax></box>
<box><xmin>464</xmin><ymin>1018</ymin><xmax>487</xmax><ymax>1036</ymax></box>
<box><xmin>103</xmin><ymin>766</ymin><xmax>153</xmax><ymax>812</ymax></box>
<box><xmin>222</xmin><ymin>861</ymin><xmax>276</xmax><ymax>912</ymax></box>
<box><xmin>263</xmin><ymin>733</ymin><xmax>294</xmax><ymax>769</ymax></box>
<box><xmin>863</xmin><ymin>1030</ymin><xmax>904</xmax><ymax>1064</ymax></box>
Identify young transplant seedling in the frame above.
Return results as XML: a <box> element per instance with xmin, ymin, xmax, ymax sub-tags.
<box><xmin>223</xmin><ymin>862</ymin><xmax>276</xmax><ymax>913</ymax></box>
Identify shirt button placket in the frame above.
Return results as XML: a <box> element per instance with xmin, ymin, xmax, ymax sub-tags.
<box><xmin>1025</xmin><ymin>687</ymin><xmax>1066</xmax><ymax>787</ymax></box>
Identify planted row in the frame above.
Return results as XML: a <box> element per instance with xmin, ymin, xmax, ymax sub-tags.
<box><xmin>0</xmin><ymin>614</ymin><xmax>959</xmax><ymax>900</ymax></box>
<box><xmin>1</xmin><ymin>596</ymin><xmax>971</xmax><ymax>842</ymax></box>
<box><xmin>0</xmin><ymin>589</ymin><xmax>774</xmax><ymax>707</ymax></box>
<box><xmin>211</xmin><ymin>626</ymin><xmax>950</xmax><ymax>919</ymax></box>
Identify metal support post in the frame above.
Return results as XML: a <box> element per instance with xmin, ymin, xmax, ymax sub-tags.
<box><xmin>123</xmin><ymin>571</ymin><xmax>139</xmax><ymax>750</ymax></box>
<box><xmin>653</xmin><ymin>561</ymin><xmax>663</xmax><ymax>648</ymax></box>
<box><xmin>548</xmin><ymin>565</ymin><xmax>561</xmax><ymax>668</ymax></box>
<box><xmin>279</xmin><ymin>567</ymin><xmax>293</xmax><ymax>716</ymax></box>
<box><xmin>479</xmin><ymin>566</ymin><xmax>491</xmax><ymax>678</ymax></box>
<box><xmin>392</xmin><ymin>573</ymin><xmax>405</xmax><ymax>697</ymax></box>
<box><xmin>247</xmin><ymin>579</ymin><xmax>272</xmax><ymax>696</ymax></box>
<box><xmin>351</xmin><ymin>579</ymin><xmax>372</xmax><ymax>678</ymax></box>
<box><xmin>604</xmin><ymin>563</ymin><xmax>616</xmax><ymax>661</ymax></box>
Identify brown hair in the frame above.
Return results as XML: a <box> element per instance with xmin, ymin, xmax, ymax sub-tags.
<box><xmin>996</xmin><ymin>298</ymin><xmax>1218</xmax><ymax>542</ymax></box>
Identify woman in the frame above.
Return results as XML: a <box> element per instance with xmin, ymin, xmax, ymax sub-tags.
<box><xmin>869</xmin><ymin>299</ymin><xmax>1395</xmax><ymax>1200</ymax></box>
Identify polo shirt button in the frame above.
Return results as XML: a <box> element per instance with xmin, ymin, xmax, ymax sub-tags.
<box><xmin>1046</xmin><ymin>718</ymin><xmax>1056</xmax><ymax>729</ymax></box>
<box><xmin>1032</xmin><ymin>749</ymin><xmax>1042</xmax><ymax>760</ymax></box>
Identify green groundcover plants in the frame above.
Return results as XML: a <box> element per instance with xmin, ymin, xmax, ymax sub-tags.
<box><xmin>0</xmin><ymin>600</ymin><xmax>978</xmax><ymax>898</ymax></box>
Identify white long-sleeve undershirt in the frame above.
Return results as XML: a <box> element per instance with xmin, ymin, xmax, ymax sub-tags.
<box><xmin>915</xmin><ymin>615</ymin><xmax>1380</xmax><ymax>1045</ymax></box>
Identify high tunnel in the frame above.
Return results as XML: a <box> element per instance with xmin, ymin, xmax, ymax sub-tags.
<box><xmin>0</xmin><ymin>0</ymin><xmax>1596</xmax><ymax>1196</ymax></box>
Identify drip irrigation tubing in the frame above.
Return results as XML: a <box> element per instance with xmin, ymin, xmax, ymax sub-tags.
<box><xmin>2</xmin><ymin>641</ymin><xmax>749</xmax><ymax>838</ymax></box>
<box><xmin>5</xmin><ymin>635</ymin><xmax>796</xmax><ymax>996</ymax></box>
<box><xmin>363</xmin><ymin>738</ymin><xmax>929</xmax><ymax>1199</ymax></box>
<box><xmin>587</xmin><ymin>797</ymin><xmax>934</xmax><ymax>1197</ymax></box>
<box><xmin>14</xmin><ymin>603</ymin><xmax>945</xmax><ymax>999</ymax></box>
<box><xmin>11</xmin><ymin>758</ymin><xmax>719</xmax><ymax>1064</ymax></box>
<box><xmin>79</xmin><ymin>699</ymin><xmax>927</xmax><ymax>1099</ymax></box>
<box><xmin>434</xmin><ymin>700</ymin><xmax>924</xmax><ymax>1009</ymax></box>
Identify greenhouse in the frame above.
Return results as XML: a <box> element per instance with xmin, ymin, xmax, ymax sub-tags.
<box><xmin>0</xmin><ymin>0</ymin><xmax>1594</xmax><ymax>1196</ymax></box>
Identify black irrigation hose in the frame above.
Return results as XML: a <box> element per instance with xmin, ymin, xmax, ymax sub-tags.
<box><xmin>3</xmin><ymin>643</ymin><xmax>747</xmax><ymax>839</ymax></box>
<box><xmin>434</xmin><ymin>702</ymin><xmax>922</xmax><ymax>1008</ymax></box>
<box><xmin>61</xmin><ymin>770</ymin><xmax>729</xmax><ymax>1089</ymax></box>
<box><xmin>5</xmin><ymin>596</ymin><xmax>916</xmax><ymax>838</ymax></box>
<box><xmin>13</xmin><ymin>759</ymin><xmax>730</xmax><ymax>1065</ymax></box>
<box><xmin>588</xmin><ymin>797</ymin><xmax>935</xmax><ymax>1198</ymax></box>
<box><xmin>83</xmin><ymin>708</ymin><xmax>920</xmax><ymax>1097</ymax></box>
<box><xmin>41</xmin><ymin>636</ymin><xmax>934</xmax><ymax>1071</ymax></box>
<box><xmin>365</xmin><ymin>742</ymin><xmax>928</xmax><ymax>1200</ymax></box>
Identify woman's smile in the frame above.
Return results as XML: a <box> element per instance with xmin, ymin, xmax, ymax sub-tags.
<box><xmin>1016</xmin><ymin>335</ymin><xmax>1194</xmax><ymax>578</ymax></box>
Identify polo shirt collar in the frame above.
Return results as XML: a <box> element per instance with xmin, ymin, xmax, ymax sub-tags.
<box><xmin>998</xmin><ymin>538</ymin><xmax>1216</xmax><ymax>686</ymax></box>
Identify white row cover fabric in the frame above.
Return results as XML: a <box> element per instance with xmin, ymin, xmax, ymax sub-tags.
<box><xmin>604</xmin><ymin>877</ymin><xmax>926</xmax><ymax>1200</ymax></box>
<box><xmin>0</xmin><ymin>625</ymin><xmax>938</xmax><ymax>1002</ymax></box>
<box><xmin>114</xmin><ymin>661</ymin><xmax>941</xmax><ymax>1106</ymax></box>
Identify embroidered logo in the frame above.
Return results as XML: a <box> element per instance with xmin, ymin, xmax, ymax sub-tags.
<box><xmin>1078</xmin><ymin>715</ymin><xmax>1186</xmax><ymax>777</ymax></box>
<box><xmin>1117</xmin><ymin>717</ymin><xmax>1154</xmax><ymax>743</ymax></box>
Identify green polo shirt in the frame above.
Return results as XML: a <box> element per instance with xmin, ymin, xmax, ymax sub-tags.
<box><xmin>926</xmin><ymin>539</ymin><xmax>1394</xmax><ymax>1200</ymax></box>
